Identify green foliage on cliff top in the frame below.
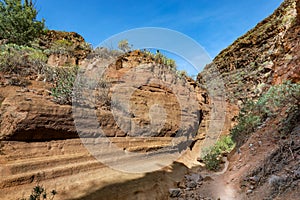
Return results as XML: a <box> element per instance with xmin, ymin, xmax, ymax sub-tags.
<box><xmin>51</xmin><ymin>66</ymin><xmax>79</xmax><ymax>105</ymax></box>
<box><xmin>0</xmin><ymin>43</ymin><xmax>47</xmax><ymax>74</ymax></box>
<box><xmin>0</xmin><ymin>0</ymin><xmax>45</xmax><ymax>45</ymax></box>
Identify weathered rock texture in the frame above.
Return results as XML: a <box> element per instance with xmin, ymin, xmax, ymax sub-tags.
<box><xmin>197</xmin><ymin>0</ymin><xmax>300</xmax><ymax>137</ymax></box>
<box><xmin>0</xmin><ymin>50</ymin><xmax>209</xmax><ymax>141</ymax></box>
<box><xmin>0</xmin><ymin>49</ymin><xmax>209</xmax><ymax>199</ymax></box>
<box><xmin>1</xmin><ymin>0</ymin><xmax>299</xmax><ymax>198</ymax></box>
<box><xmin>0</xmin><ymin>138</ymin><xmax>185</xmax><ymax>200</ymax></box>
<box><xmin>184</xmin><ymin>0</ymin><xmax>300</xmax><ymax>199</ymax></box>
<box><xmin>0</xmin><ymin>86</ymin><xmax>77</xmax><ymax>141</ymax></box>
<box><xmin>40</xmin><ymin>30</ymin><xmax>91</xmax><ymax>66</ymax></box>
<box><xmin>273</xmin><ymin>0</ymin><xmax>300</xmax><ymax>84</ymax></box>
<box><xmin>71</xmin><ymin>50</ymin><xmax>209</xmax><ymax>140</ymax></box>
<box><xmin>199</xmin><ymin>0</ymin><xmax>299</xmax><ymax>104</ymax></box>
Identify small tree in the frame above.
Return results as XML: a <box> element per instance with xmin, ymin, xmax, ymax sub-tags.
<box><xmin>118</xmin><ymin>39</ymin><xmax>131</xmax><ymax>52</ymax></box>
<box><xmin>0</xmin><ymin>0</ymin><xmax>45</xmax><ymax>45</ymax></box>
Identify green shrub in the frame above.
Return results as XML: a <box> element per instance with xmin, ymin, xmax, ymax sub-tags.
<box><xmin>214</xmin><ymin>135</ymin><xmax>235</xmax><ymax>152</ymax></box>
<box><xmin>231</xmin><ymin>81</ymin><xmax>300</xmax><ymax>146</ymax></box>
<box><xmin>231</xmin><ymin>112</ymin><xmax>261</xmax><ymax>145</ymax></box>
<box><xmin>203</xmin><ymin>80</ymin><xmax>300</xmax><ymax>171</ymax></box>
<box><xmin>79</xmin><ymin>41</ymin><xmax>92</xmax><ymax>52</ymax></box>
<box><xmin>88</xmin><ymin>47</ymin><xmax>122</xmax><ymax>59</ymax></box>
<box><xmin>153</xmin><ymin>51</ymin><xmax>176</xmax><ymax>68</ymax></box>
<box><xmin>51</xmin><ymin>66</ymin><xmax>78</xmax><ymax>105</ymax></box>
<box><xmin>20</xmin><ymin>184</ymin><xmax>57</xmax><ymax>200</ymax></box>
<box><xmin>44</xmin><ymin>39</ymin><xmax>92</xmax><ymax>56</ymax></box>
<box><xmin>0</xmin><ymin>0</ymin><xmax>45</xmax><ymax>45</ymax></box>
<box><xmin>118</xmin><ymin>39</ymin><xmax>131</xmax><ymax>52</ymax></box>
<box><xmin>255</xmin><ymin>82</ymin><xmax>298</xmax><ymax>116</ymax></box>
<box><xmin>142</xmin><ymin>49</ymin><xmax>176</xmax><ymax>68</ymax></box>
<box><xmin>203</xmin><ymin>135</ymin><xmax>235</xmax><ymax>171</ymax></box>
<box><xmin>54</xmin><ymin>39</ymin><xmax>73</xmax><ymax>47</ymax></box>
<box><xmin>0</xmin><ymin>44</ymin><xmax>47</xmax><ymax>75</ymax></box>
<box><xmin>0</xmin><ymin>44</ymin><xmax>25</xmax><ymax>73</ymax></box>
<box><xmin>202</xmin><ymin>149</ymin><xmax>220</xmax><ymax>171</ymax></box>
<box><xmin>44</xmin><ymin>39</ymin><xmax>74</xmax><ymax>55</ymax></box>
<box><xmin>28</xmin><ymin>49</ymin><xmax>48</xmax><ymax>71</ymax></box>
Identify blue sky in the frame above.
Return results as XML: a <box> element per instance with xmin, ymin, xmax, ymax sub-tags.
<box><xmin>36</xmin><ymin>0</ymin><xmax>283</xmax><ymax>76</ymax></box>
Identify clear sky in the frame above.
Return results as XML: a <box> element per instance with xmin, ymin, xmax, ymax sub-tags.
<box><xmin>35</xmin><ymin>0</ymin><xmax>283</xmax><ymax>76</ymax></box>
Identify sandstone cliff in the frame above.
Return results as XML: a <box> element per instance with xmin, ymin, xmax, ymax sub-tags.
<box><xmin>1</xmin><ymin>0</ymin><xmax>299</xmax><ymax>199</ymax></box>
<box><xmin>0</xmin><ymin>50</ymin><xmax>209</xmax><ymax>142</ymax></box>
<box><xmin>0</xmin><ymin>44</ymin><xmax>209</xmax><ymax>199</ymax></box>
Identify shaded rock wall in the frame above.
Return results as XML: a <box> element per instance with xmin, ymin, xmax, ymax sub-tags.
<box><xmin>0</xmin><ymin>88</ymin><xmax>77</xmax><ymax>141</ymax></box>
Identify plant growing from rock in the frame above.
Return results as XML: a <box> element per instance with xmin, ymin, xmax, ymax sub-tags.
<box><xmin>202</xmin><ymin>135</ymin><xmax>235</xmax><ymax>171</ymax></box>
<box><xmin>44</xmin><ymin>39</ymin><xmax>75</xmax><ymax>55</ymax></box>
<box><xmin>118</xmin><ymin>39</ymin><xmax>131</xmax><ymax>52</ymax></box>
<box><xmin>20</xmin><ymin>184</ymin><xmax>57</xmax><ymax>200</ymax></box>
<box><xmin>87</xmin><ymin>47</ymin><xmax>122</xmax><ymax>59</ymax></box>
<box><xmin>231</xmin><ymin>81</ymin><xmax>300</xmax><ymax>146</ymax></box>
<box><xmin>141</xmin><ymin>49</ymin><xmax>176</xmax><ymax>68</ymax></box>
<box><xmin>51</xmin><ymin>66</ymin><xmax>78</xmax><ymax>105</ymax></box>
<box><xmin>0</xmin><ymin>44</ymin><xmax>47</xmax><ymax>76</ymax></box>
<box><xmin>96</xmin><ymin>77</ymin><xmax>112</xmax><ymax>107</ymax></box>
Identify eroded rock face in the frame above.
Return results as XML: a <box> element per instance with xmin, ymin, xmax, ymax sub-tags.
<box><xmin>40</xmin><ymin>30</ymin><xmax>91</xmax><ymax>67</ymax></box>
<box><xmin>47</xmin><ymin>54</ymin><xmax>77</xmax><ymax>67</ymax></box>
<box><xmin>76</xmin><ymin>51</ymin><xmax>208</xmax><ymax>139</ymax></box>
<box><xmin>273</xmin><ymin>0</ymin><xmax>300</xmax><ymax>84</ymax></box>
<box><xmin>0</xmin><ymin>50</ymin><xmax>209</xmax><ymax>199</ymax></box>
<box><xmin>198</xmin><ymin>0</ymin><xmax>300</xmax><ymax>134</ymax></box>
<box><xmin>1</xmin><ymin>1</ymin><xmax>298</xmax><ymax>199</ymax></box>
<box><xmin>0</xmin><ymin>51</ymin><xmax>209</xmax><ymax>142</ymax></box>
<box><xmin>0</xmin><ymin>88</ymin><xmax>77</xmax><ymax>141</ymax></box>
<box><xmin>199</xmin><ymin>0</ymin><xmax>299</xmax><ymax>104</ymax></box>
